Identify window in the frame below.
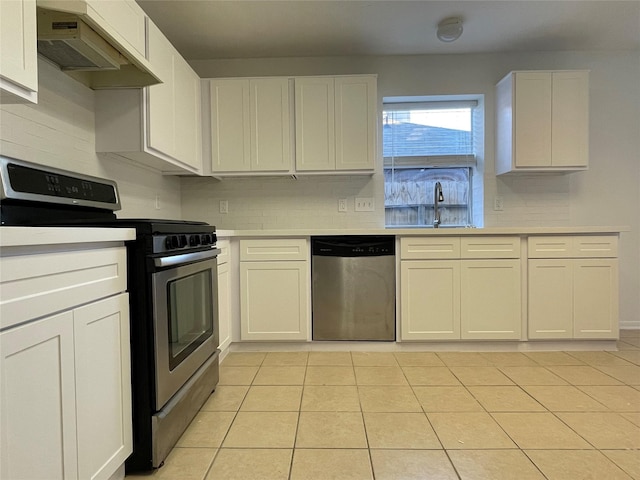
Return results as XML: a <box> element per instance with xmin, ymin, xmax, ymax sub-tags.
<box><xmin>383</xmin><ymin>98</ymin><xmax>482</xmax><ymax>228</ymax></box>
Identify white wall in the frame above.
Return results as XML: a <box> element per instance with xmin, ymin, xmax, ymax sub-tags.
<box><xmin>0</xmin><ymin>60</ymin><xmax>182</xmax><ymax>219</ymax></box>
<box><xmin>187</xmin><ymin>51</ymin><xmax>639</xmax><ymax>327</ymax></box>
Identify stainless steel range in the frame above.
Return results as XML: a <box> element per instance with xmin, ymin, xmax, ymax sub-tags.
<box><xmin>0</xmin><ymin>156</ymin><xmax>220</xmax><ymax>472</ymax></box>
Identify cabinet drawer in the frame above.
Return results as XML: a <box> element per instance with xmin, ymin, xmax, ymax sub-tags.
<box><xmin>217</xmin><ymin>239</ymin><xmax>230</xmax><ymax>265</ymax></box>
<box><xmin>461</xmin><ymin>237</ymin><xmax>520</xmax><ymax>259</ymax></box>
<box><xmin>528</xmin><ymin>236</ymin><xmax>572</xmax><ymax>258</ymax></box>
<box><xmin>240</xmin><ymin>238</ymin><xmax>308</xmax><ymax>261</ymax></box>
<box><xmin>573</xmin><ymin>235</ymin><xmax>618</xmax><ymax>258</ymax></box>
<box><xmin>0</xmin><ymin>247</ymin><xmax>127</xmax><ymax>330</ymax></box>
<box><xmin>400</xmin><ymin>237</ymin><xmax>460</xmax><ymax>260</ymax></box>
<box><xmin>528</xmin><ymin>235</ymin><xmax>618</xmax><ymax>258</ymax></box>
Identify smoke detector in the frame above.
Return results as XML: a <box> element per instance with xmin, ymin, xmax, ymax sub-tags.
<box><xmin>437</xmin><ymin>17</ymin><xmax>463</xmax><ymax>42</ymax></box>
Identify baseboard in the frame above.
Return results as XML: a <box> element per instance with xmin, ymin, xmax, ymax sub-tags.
<box><xmin>620</xmin><ymin>321</ymin><xmax>640</xmax><ymax>330</ymax></box>
<box><xmin>218</xmin><ymin>337</ymin><xmax>232</xmax><ymax>362</ymax></box>
<box><xmin>227</xmin><ymin>339</ymin><xmax>620</xmax><ymax>352</ymax></box>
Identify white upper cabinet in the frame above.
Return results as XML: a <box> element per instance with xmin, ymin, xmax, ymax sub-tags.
<box><xmin>85</xmin><ymin>0</ymin><xmax>146</xmax><ymax>58</ymax></box>
<box><xmin>206</xmin><ymin>74</ymin><xmax>377</xmax><ymax>176</ymax></box>
<box><xmin>295</xmin><ymin>77</ymin><xmax>335</xmax><ymax>171</ymax></box>
<box><xmin>146</xmin><ymin>19</ymin><xmax>201</xmax><ymax>171</ymax></box>
<box><xmin>0</xmin><ymin>0</ymin><xmax>38</xmax><ymax>103</ymax></box>
<box><xmin>295</xmin><ymin>75</ymin><xmax>377</xmax><ymax>172</ymax></box>
<box><xmin>496</xmin><ymin>70</ymin><xmax>589</xmax><ymax>174</ymax></box>
<box><xmin>334</xmin><ymin>76</ymin><xmax>377</xmax><ymax>170</ymax></box>
<box><xmin>95</xmin><ymin>20</ymin><xmax>202</xmax><ymax>174</ymax></box>
<box><xmin>208</xmin><ymin>77</ymin><xmax>291</xmax><ymax>173</ymax></box>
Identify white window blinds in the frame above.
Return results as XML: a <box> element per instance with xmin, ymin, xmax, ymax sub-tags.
<box><xmin>383</xmin><ymin>99</ymin><xmax>478</xmax><ymax>167</ymax></box>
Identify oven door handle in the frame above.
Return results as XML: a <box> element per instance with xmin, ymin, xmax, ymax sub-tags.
<box><xmin>153</xmin><ymin>248</ymin><xmax>221</xmax><ymax>268</ymax></box>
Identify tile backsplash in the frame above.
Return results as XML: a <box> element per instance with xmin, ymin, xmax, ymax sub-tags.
<box><xmin>0</xmin><ymin>60</ymin><xmax>182</xmax><ymax>220</ymax></box>
<box><xmin>485</xmin><ymin>174</ymin><xmax>571</xmax><ymax>227</ymax></box>
<box><xmin>181</xmin><ymin>175</ymin><xmax>384</xmax><ymax>230</ymax></box>
<box><xmin>181</xmin><ymin>171</ymin><xmax>574</xmax><ymax>231</ymax></box>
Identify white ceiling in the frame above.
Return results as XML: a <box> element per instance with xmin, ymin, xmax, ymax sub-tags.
<box><xmin>136</xmin><ymin>0</ymin><xmax>640</xmax><ymax>60</ymax></box>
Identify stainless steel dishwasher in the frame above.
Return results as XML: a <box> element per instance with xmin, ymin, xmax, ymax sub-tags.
<box><xmin>311</xmin><ymin>236</ymin><xmax>395</xmax><ymax>341</ymax></box>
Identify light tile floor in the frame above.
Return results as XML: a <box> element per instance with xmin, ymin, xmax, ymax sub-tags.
<box><xmin>127</xmin><ymin>330</ymin><xmax>640</xmax><ymax>479</ymax></box>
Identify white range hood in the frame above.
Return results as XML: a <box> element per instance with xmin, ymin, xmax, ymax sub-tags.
<box><xmin>36</xmin><ymin>1</ymin><xmax>162</xmax><ymax>89</ymax></box>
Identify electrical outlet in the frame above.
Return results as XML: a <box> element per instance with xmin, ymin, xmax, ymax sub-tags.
<box><xmin>355</xmin><ymin>197</ymin><xmax>375</xmax><ymax>212</ymax></box>
<box><xmin>493</xmin><ymin>195</ymin><xmax>504</xmax><ymax>211</ymax></box>
<box><xmin>219</xmin><ymin>200</ymin><xmax>228</xmax><ymax>214</ymax></box>
<box><xmin>338</xmin><ymin>198</ymin><xmax>347</xmax><ymax>212</ymax></box>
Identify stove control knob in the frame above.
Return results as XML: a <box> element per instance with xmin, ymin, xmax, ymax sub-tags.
<box><xmin>179</xmin><ymin>235</ymin><xmax>188</xmax><ymax>248</ymax></box>
<box><xmin>201</xmin><ymin>234</ymin><xmax>211</xmax><ymax>245</ymax></box>
<box><xmin>189</xmin><ymin>235</ymin><xmax>201</xmax><ymax>247</ymax></box>
<box><xmin>165</xmin><ymin>235</ymin><xmax>179</xmax><ymax>249</ymax></box>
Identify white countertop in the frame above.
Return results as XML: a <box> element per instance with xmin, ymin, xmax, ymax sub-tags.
<box><xmin>216</xmin><ymin>226</ymin><xmax>628</xmax><ymax>238</ymax></box>
<box><xmin>0</xmin><ymin>227</ymin><xmax>137</xmax><ymax>247</ymax></box>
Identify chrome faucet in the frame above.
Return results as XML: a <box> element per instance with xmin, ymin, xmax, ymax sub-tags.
<box><xmin>434</xmin><ymin>181</ymin><xmax>444</xmax><ymax>228</ymax></box>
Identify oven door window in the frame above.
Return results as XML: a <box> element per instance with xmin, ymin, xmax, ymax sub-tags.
<box><xmin>167</xmin><ymin>270</ymin><xmax>214</xmax><ymax>370</ymax></box>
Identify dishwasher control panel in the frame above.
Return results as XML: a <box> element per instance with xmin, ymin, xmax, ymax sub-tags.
<box><xmin>311</xmin><ymin>236</ymin><xmax>395</xmax><ymax>257</ymax></box>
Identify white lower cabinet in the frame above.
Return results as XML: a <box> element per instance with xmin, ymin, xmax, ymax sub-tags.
<box><xmin>401</xmin><ymin>260</ymin><xmax>461</xmax><ymax>340</ymax></box>
<box><xmin>239</xmin><ymin>239</ymin><xmax>309</xmax><ymax>341</ymax></box>
<box><xmin>400</xmin><ymin>236</ymin><xmax>521</xmax><ymax>341</ymax></box>
<box><xmin>1</xmin><ymin>311</ymin><xmax>78</xmax><ymax>480</ymax></box>
<box><xmin>217</xmin><ymin>239</ymin><xmax>232</xmax><ymax>351</ymax></box>
<box><xmin>528</xmin><ymin>259</ymin><xmax>574</xmax><ymax>339</ymax></box>
<box><xmin>573</xmin><ymin>259</ymin><xmax>618</xmax><ymax>338</ymax></box>
<box><xmin>74</xmin><ymin>294</ymin><xmax>132</xmax><ymax>480</ymax></box>
<box><xmin>528</xmin><ymin>235</ymin><xmax>619</xmax><ymax>340</ymax></box>
<box><xmin>529</xmin><ymin>258</ymin><xmax>618</xmax><ymax>339</ymax></box>
<box><xmin>460</xmin><ymin>260</ymin><xmax>521</xmax><ymax>339</ymax></box>
<box><xmin>240</xmin><ymin>261</ymin><xmax>309</xmax><ymax>340</ymax></box>
<box><xmin>1</xmin><ymin>294</ymin><xmax>131</xmax><ymax>480</ymax></box>
<box><xmin>1</xmin><ymin>235</ymin><xmax>133</xmax><ymax>480</ymax></box>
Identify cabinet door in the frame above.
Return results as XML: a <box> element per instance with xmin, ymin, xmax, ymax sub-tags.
<box><xmin>0</xmin><ymin>0</ymin><xmax>38</xmax><ymax>103</ymax></box>
<box><xmin>250</xmin><ymin>78</ymin><xmax>291</xmax><ymax>171</ymax></box>
<box><xmin>146</xmin><ymin>21</ymin><xmax>176</xmax><ymax>158</ymax></box>
<box><xmin>528</xmin><ymin>259</ymin><xmax>573</xmax><ymax>339</ymax></box>
<box><xmin>551</xmin><ymin>71</ymin><xmax>589</xmax><ymax>168</ymax></box>
<box><xmin>210</xmin><ymin>79</ymin><xmax>251</xmax><ymax>172</ymax></box>
<box><xmin>335</xmin><ymin>76</ymin><xmax>376</xmax><ymax>170</ymax></box>
<box><xmin>513</xmin><ymin>72</ymin><xmax>552</xmax><ymax>168</ymax></box>
<box><xmin>86</xmin><ymin>0</ymin><xmax>146</xmax><ymax>57</ymax></box>
<box><xmin>573</xmin><ymin>259</ymin><xmax>618</xmax><ymax>339</ymax></box>
<box><xmin>174</xmin><ymin>55</ymin><xmax>202</xmax><ymax>170</ymax></box>
<box><xmin>218</xmin><ymin>261</ymin><xmax>232</xmax><ymax>350</ymax></box>
<box><xmin>400</xmin><ymin>261</ymin><xmax>460</xmax><ymax>340</ymax></box>
<box><xmin>1</xmin><ymin>312</ymin><xmax>78</xmax><ymax>480</ymax></box>
<box><xmin>240</xmin><ymin>261</ymin><xmax>309</xmax><ymax>340</ymax></box>
<box><xmin>461</xmin><ymin>260</ymin><xmax>521</xmax><ymax>340</ymax></box>
<box><xmin>295</xmin><ymin>77</ymin><xmax>335</xmax><ymax>171</ymax></box>
<box><xmin>74</xmin><ymin>294</ymin><xmax>132</xmax><ymax>480</ymax></box>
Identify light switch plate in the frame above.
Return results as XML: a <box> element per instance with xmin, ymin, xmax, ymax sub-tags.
<box><xmin>355</xmin><ymin>197</ymin><xmax>375</xmax><ymax>212</ymax></box>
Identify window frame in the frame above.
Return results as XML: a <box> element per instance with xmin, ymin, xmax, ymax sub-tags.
<box><xmin>383</xmin><ymin>96</ymin><xmax>482</xmax><ymax>228</ymax></box>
